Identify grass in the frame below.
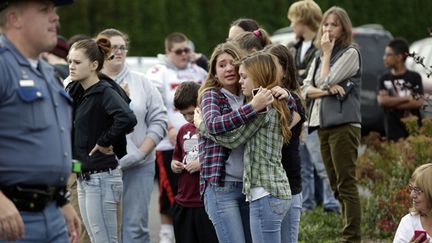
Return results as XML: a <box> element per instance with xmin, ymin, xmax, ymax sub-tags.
<box><xmin>298</xmin><ymin>206</ymin><xmax>343</xmax><ymax>242</ymax></box>
<box><xmin>298</xmin><ymin>206</ymin><xmax>393</xmax><ymax>243</ymax></box>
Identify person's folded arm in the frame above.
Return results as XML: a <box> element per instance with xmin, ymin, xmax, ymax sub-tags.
<box><xmin>377</xmin><ymin>90</ymin><xmax>410</xmax><ymax>108</ymax></box>
<box><xmin>318</xmin><ymin>49</ymin><xmax>360</xmax><ymax>89</ymax></box>
<box><xmin>396</xmin><ymin>98</ymin><xmax>424</xmax><ymax>110</ymax></box>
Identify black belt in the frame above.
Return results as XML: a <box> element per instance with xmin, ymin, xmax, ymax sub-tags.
<box><xmin>1</xmin><ymin>185</ymin><xmax>67</xmax><ymax>212</ymax></box>
<box><xmin>78</xmin><ymin>166</ymin><xmax>117</xmax><ymax>181</ymax></box>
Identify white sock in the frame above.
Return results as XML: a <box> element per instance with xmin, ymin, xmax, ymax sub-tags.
<box><xmin>160</xmin><ymin>224</ymin><xmax>174</xmax><ymax>234</ymax></box>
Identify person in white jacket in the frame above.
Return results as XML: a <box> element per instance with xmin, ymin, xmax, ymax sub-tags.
<box><xmin>146</xmin><ymin>32</ymin><xmax>207</xmax><ymax>243</ymax></box>
<box><xmin>98</xmin><ymin>28</ymin><xmax>168</xmax><ymax>243</ymax></box>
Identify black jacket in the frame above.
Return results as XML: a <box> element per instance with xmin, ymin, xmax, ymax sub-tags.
<box><xmin>67</xmin><ymin>78</ymin><xmax>137</xmax><ymax>172</ymax></box>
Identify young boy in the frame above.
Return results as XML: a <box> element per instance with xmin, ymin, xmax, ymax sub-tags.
<box><xmin>377</xmin><ymin>37</ymin><xmax>424</xmax><ymax>141</ymax></box>
<box><xmin>170</xmin><ymin>81</ymin><xmax>218</xmax><ymax>243</ymax></box>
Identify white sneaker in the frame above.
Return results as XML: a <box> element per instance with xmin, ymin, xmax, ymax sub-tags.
<box><xmin>159</xmin><ymin>230</ymin><xmax>175</xmax><ymax>243</ymax></box>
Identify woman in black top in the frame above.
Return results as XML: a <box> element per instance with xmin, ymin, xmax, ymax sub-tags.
<box><xmin>265</xmin><ymin>44</ymin><xmax>306</xmax><ymax>243</ymax></box>
<box><xmin>67</xmin><ymin>38</ymin><xmax>136</xmax><ymax>243</ymax></box>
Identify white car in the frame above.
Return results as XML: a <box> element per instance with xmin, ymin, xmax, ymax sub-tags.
<box><xmin>269</xmin><ymin>26</ymin><xmax>296</xmax><ymax>46</ymax></box>
<box><xmin>125</xmin><ymin>56</ymin><xmax>159</xmax><ymax>74</ymax></box>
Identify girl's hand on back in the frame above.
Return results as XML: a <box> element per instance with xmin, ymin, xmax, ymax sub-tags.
<box><xmin>250</xmin><ymin>88</ymin><xmax>274</xmax><ymax>112</ymax></box>
<box><xmin>271</xmin><ymin>86</ymin><xmax>289</xmax><ymax>100</ymax></box>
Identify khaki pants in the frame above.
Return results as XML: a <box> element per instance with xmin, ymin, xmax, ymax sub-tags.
<box><xmin>318</xmin><ymin>124</ymin><xmax>361</xmax><ymax>243</ymax></box>
<box><xmin>68</xmin><ymin>174</ymin><xmax>91</xmax><ymax>243</ymax></box>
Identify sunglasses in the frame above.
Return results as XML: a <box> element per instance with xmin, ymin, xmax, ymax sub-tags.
<box><xmin>172</xmin><ymin>48</ymin><xmax>191</xmax><ymax>55</ymax></box>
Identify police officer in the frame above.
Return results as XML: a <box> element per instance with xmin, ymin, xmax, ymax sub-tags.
<box><xmin>0</xmin><ymin>0</ymin><xmax>81</xmax><ymax>242</ymax></box>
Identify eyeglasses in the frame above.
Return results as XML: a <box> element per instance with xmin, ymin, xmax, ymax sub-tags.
<box><xmin>112</xmin><ymin>45</ymin><xmax>128</xmax><ymax>53</ymax></box>
<box><xmin>408</xmin><ymin>184</ymin><xmax>423</xmax><ymax>194</ymax></box>
<box><xmin>172</xmin><ymin>48</ymin><xmax>191</xmax><ymax>56</ymax></box>
<box><xmin>383</xmin><ymin>52</ymin><xmax>396</xmax><ymax>57</ymax></box>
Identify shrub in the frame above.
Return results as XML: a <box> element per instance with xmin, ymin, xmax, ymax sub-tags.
<box><xmin>357</xmin><ymin>117</ymin><xmax>432</xmax><ymax>239</ymax></box>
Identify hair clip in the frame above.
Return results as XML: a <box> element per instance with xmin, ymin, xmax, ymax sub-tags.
<box><xmin>253</xmin><ymin>30</ymin><xmax>261</xmax><ymax>38</ymax></box>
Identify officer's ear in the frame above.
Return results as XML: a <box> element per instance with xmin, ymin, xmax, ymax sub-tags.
<box><xmin>4</xmin><ymin>7</ymin><xmax>23</xmax><ymax>29</ymax></box>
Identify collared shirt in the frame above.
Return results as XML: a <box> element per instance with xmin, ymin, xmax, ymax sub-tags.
<box><xmin>199</xmin><ymin>109</ymin><xmax>291</xmax><ymax>201</ymax></box>
<box><xmin>0</xmin><ymin>35</ymin><xmax>72</xmax><ymax>186</ymax></box>
<box><xmin>198</xmin><ymin>88</ymin><xmax>257</xmax><ymax>195</ymax></box>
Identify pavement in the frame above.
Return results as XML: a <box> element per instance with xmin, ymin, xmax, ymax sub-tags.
<box><xmin>149</xmin><ymin>181</ymin><xmax>161</xmax><ymax>243</ymax></box>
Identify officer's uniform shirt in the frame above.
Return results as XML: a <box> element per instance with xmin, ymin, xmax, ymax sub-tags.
<box><xmin>0</xmin><ymin>35</ymin><xmax>72</xmax><ymax>187</ymax></box>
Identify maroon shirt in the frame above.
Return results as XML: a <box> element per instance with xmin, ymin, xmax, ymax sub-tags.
<box><xmin>173</xmin><ymin>123</ymin><xmax>202</xmax><ymax>207</ymax></box>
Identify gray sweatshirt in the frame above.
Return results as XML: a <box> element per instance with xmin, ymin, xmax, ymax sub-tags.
<box><xmin>115</xmin><ymin>65</ymin><xmax>168</xmax><ymax>168</ymax></box>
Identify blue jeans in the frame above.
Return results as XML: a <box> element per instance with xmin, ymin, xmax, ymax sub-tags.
<box><xmin>121</xmin><ymin>162</ymin><xmax>155</xmax><ymax>243</ymax></box>
<box><xmin>78</xmin><ymin>168</ymin><xmax>123</xmax><ymax>243</ymax></box>
<box><xmin>203</xmin><ymin>181</ymin><xmax>252</xmax><ymax>243</ymax></box>
<box><xmin>300</xmin><ymin>131</ymin><xmax>340</xmax><ymax>210</ymax></box>
<box><xmin>249</xmin><ymin>194</ymin><xmax>290</xmax><ymax>243</ymax></box>
<box><xmin>0</xmin><ymin>202</ymin><xmax>68</xmax><ymax>243</ymax></box>
<box><xmin>281</xmin><ymin>193</ymin><xmax>302</xmax><ymax>243</ymax></box>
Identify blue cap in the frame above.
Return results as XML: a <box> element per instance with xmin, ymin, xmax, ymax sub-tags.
<box><xmin>1</xmin><ymin>0</ymin><xmax>74</xmax><ymax>11</ymax></box>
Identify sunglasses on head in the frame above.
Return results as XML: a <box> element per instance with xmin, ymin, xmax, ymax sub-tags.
<box><xmin>172</xmin><ymin>48</ymin><xmax>191</xmax><ymax>55</ymax></box>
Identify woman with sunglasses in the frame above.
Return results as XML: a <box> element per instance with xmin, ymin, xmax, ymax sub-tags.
<box><xmin>394</xmin><ymin>163</ymin><xmax>432</xmax><ymax>243</ymax></box>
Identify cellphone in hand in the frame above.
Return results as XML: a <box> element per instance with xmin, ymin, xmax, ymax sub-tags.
<box><xmin>414</xmin><ymin>229</ymin><xmax>428</xmax><ymax>242</ymax></box>
<box><xmin>252</xmin><ymin>88</ymin><xmax>260</xmax><ymax>96</ymax></box>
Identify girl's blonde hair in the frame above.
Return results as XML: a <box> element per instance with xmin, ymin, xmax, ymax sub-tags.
<box><xmin>240</xmin><ymin>52</ymin><xmax>292</xmax><ymax>143</ymax></box>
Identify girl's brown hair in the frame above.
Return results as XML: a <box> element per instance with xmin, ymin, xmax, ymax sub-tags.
<box><xmin>71</xmin><ymin>38</ymin><xmax>112</xmax><ymax>72</ymax></box>
<box><xmin>232</xmin><ymin>28</ymin><xmax>271</xmax><ymax>53</ymax></box>
<box><xmin>198</xmin><ymin>42</ymin><xmax>243</xmax><ymax>102</ymax></box>
<box><xmin>315</xmin><ymin>6</ymin><xmax>353</xmax><ymax>49</ymax></box>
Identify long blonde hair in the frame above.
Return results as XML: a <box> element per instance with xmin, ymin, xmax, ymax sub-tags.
<box><xmin>240</xmin><ymin>52</ymin><xmax>292</xmax><ymax>143</ymax></box>
<box><xmin>198</xmin><ymin>42</ymin><xmax>243</xmax><ymax>102</ymax></box>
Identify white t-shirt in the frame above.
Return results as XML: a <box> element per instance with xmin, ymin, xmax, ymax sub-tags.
<box><xmin>300</xmin><ymin>40</ymin><xmax>312</xmax><ymax>63</ymax></box>
<box><xmin>393</xmin><ymin>213</ymin><xmax>431</xmax><ymax>243</ymax></box>
<box><xmin>146</xmin><ymin>56</ymin><xmax>207</xmax><ymax>151</ymax></box>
